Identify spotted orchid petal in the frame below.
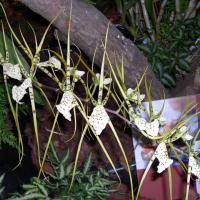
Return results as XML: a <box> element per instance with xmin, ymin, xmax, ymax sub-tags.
<box><xmin>180</xmin><ymin>126</ymin><xmax>193</xmax><ymax>140</ymax></box>
<box><xmin>135</xmin><ymin>117</ymin><xmax>159</xmax><ymax>137</ymax></box>
<box><xmin>155</xmin><ymin>142</ymin><xmax>173</xmax><ymax>173</ymax></box>
<box><xmin>37</xmin><ymin>56</ymin><xmax>61</xmax><ymax>70</ymax></box>
<box><xmin>94</xmin><ymin>73</ymin><xmax>112</xmax><ymax>85</ymax></box>
<box><xmin>3</xmin><ymin>63</ymin><xmax>22</xmax><ymax>81</ymax></box>
<box><xmin>127</xmin><ymin>88</ymin><xmax>145</xmax><ymax>102</ymax></box>
<box><xmin>12</xmin><ymin>78</ymin><xmax>32</xmax><ymax>104</ymax></box>
<box><xmin>70</xmin><ymin>67</ymin><xmax>85</xmax><ymax>82</ymax></box>
<box><xmin>189</xmin><ymin>156</ymin><xmax>200</xmax><ymax>180</ymax></box>
<box><xmin>56</xmin><ymin>91</ymin><xmax>76</xmax><ymax>121</ymax></box>
<box><xmin>88</xmin><ymin>105</ymin><xmax>110</xmax><ymax>135</ymax></box>
<box><xmin>153</xmin><ymin>110</ymin><xmax>167</xmax><ymax>123</ymax></box>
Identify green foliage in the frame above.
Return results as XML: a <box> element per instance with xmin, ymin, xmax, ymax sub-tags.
<box><xmin>6</xmin><ymin>140</ymin><xmax>120</xmax><ymax>200</ymax></box>
<box><xmin>0</xmin><ymin>79</ymin><xmax>17</xmax><ymax>149</ymax></box>
<box><xmin>0</xmin><ymin>71</ymin><xmax>32</xmax><ymax>149</ymax></box>
<box><xmin>137</xmin><ymin>15</ymin><xmax>200</xmax><ymax>87</ymax></box>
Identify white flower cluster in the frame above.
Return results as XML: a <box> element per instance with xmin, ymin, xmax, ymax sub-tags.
<box><xmin>88</xmin><ymin>105</ymin><xmax>110</xmax><ymax>135</ymax></box>
<box><xmin>153</xmin><ymin>110</ymin><xmax>167</xmax><ymax>123</ymax></box>
<box><xmin>127</xmin><ymin>88</ymin><xmax>145</xmax><ymax>102</ymax></box>
<box><xmin>56</xmin><ymin>91</ymin><xmax>76</xmax><ymax>121</ymax></box>
<box><xmin>12</xmin><ymin>78</ymin><xmax>32</xmax><ymax>104</ymax></box>
<box><xmin>180</xmin><ymin>126</ymin><xmax>193</xmax><ymax>140</ymax></box>
<box><xmin>155</xmin><ymin>142</ymin><xmax>173</xmax><ymax>173</ymax></box>
<box><xmin>135</xmin><ymin>117</ymin><xmax>159</xmax><ymax>137</ymax></box>
<box><xmin>37</xmin><ymin>56</ymin><xmax>61</xmax><ymax>70</ymax></box>
<box><xmin>93</xmin><ymin>73</ymin><xmax>112</xmax><ymax>85</ymax></box>
<box><xmin>70</xmin><ymin>67</ymin><xmax>85</xmax><ymax>82</ymax></box>
<box><xmin>189</xmin><ymin>156</ymin><xmax>200</xmax><ymax>180</ymax></box>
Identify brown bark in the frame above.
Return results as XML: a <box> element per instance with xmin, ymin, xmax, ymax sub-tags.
<box><xmin>18</xmin><ymin>0</ymin><xmax>170</xmax><ymax>100</ymax></box>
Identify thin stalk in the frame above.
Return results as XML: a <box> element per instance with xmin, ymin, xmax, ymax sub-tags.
<box><xmin>184</xmin><ymin>0</ymin><xmax>197</xmax><ymax>19</ymax></box>
<box><xmin>175</xmin><ymin>0</ymin><xmax>181</xmax><ymax>20</ymax></box>
<box><xmin>140</xmin><ymin>0</ymin><xmax>155</xmax><ymax>42</ymax></box>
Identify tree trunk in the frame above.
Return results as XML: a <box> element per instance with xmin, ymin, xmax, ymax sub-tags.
<box><xmin>18</xmin><ymin>0</ymin><xmax>170</xmax><ymax>100</ymax></box>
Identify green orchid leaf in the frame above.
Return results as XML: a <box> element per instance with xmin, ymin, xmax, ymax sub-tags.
<box><xmin>33</xmin><ymin>85</ymin><xmax>44</xmax><ymax>105</ymax></box>
<box><xmin>83</xmin><ymin>150</ymin><xmax>94</xmax><ymax>175</ymax></box>
<box><xmin>0</xmin><ymin>30</ymin><xmax>30</xmax><ymax>74</ymax></box>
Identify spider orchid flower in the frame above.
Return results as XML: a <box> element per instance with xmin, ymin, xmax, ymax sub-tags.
<box><xmin>70</xmin><ymin>67</ymin><xmax>85</xmax><ymax>82</ymax></box>
<box><xmin>155</xmin><ymin>142</ymin><xmax>173</xmax><ymax>173</ymax></box>
<box><xmin>88</xmin><ymin>105</ymin><xmax>110</xmax><ymax>135</ymax></box>
<box><xmin>127</xmin><ymin>88</ymin><xmax>145</xmax><ymax>102</ymax></box>
<box><xmin>56</xmin><ymin>91</ymin><xmax>76</xmax><ymax>121</ymax></box>
<box><xmin>180</xmin><ymin>126</ymin><xmax>193</xmax><ymax>140</ymax></box>
<box><xmin>135</xmin><ymin>117</ymin><xmax>159</xmax><ymax>137</ymax></box>
<box><xmin>37</xmin><ymin>56</ymin><xmax>61</xmax><ymax>70</ymax></box>
<box><xmin>94</xmin><ymin>73</ymin><xmax>112</xmax><ymax>85</ymax></box>
<box><xmin>153</xmin><ymin>110</ymin><xmax>167</xmax><ymax>123</ymax></box>
<box><xmin>3</xmin><ymin>63</ymin><xmax>22</xmax><ymax>81</ymax></box>
<box><xmin>12</xmin><ymin>78</ymin><xmax>32</xmax><ymax>104</ymax></box>
<box><xmin>189</xmin><ymin>156</ymin><xmax>200</xmax><ymax>180</ymax></box>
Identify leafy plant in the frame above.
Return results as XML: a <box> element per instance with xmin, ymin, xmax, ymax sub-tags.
<box><xmin>137</xmin><ymin>14</ymin><xmax>200</xmax><ymax>87</ymax></box>
<box><xmin>5</xmin><ymin>140</ymin><xmax>120</xmax><ymax>200</ymax></box>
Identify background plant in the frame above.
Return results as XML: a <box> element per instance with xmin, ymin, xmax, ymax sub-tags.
<box><xmin>3</xmin><ymin>140</ymin><xmax>121</xmax><ymax>200</ymax></box>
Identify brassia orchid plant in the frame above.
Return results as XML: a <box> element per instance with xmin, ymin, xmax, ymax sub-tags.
<box><xmin>1</xmin><ymin>2</ymin><xmax>200</xmax><ymax>200</ymax></box>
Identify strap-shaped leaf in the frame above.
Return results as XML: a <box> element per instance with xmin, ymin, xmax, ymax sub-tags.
<box><xmin>61</xmin><ymin>148</ymin><xmax>71</xmax><ymax>164</ymax></box>
<box><xmin>6</xmin><ymin>193</ymin><xmax>46</xmax><ymax>200</ymax></box>
<box><xmin>178</xmin><ymin>59</ymin><xmax>191</xmax><ymax>71</ymax></box>
<box><xmin>49</xmin><ymin>139</ymin><xmax>60</xmax><ymax>163</ymax></box>
<box><xmin>58</xmin><ymin>163</ymin><xmax>65</xmax><ymax>179</ymax></box>
<box><xmin>38</xmin><ymin>184</ymin><xmax>49</xmax><ymax>196</ymax></box>
<box><xmin>66</xmin><ymin>162</ymin><xmax>74</xmax><ymax>175</ymax></box>
<box><xmin>83</xmin><ymin>151</ymin><xmax>94</xmax><ymax>175</ymax></box>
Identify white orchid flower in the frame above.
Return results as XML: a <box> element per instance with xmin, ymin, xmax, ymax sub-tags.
<box><xmin>3</xmin><ymin>63</ymin><xmax>22</xmax><ymax>81</ymax></box>
<box><xmin>135</xmin><ymin>117</ymin><xmax>159</xmax><ymax>137</ymax></box>
<box><xmin>94</xmin><ymin>73</ymin><xmax>112</xmax><ymax>85</ymax></box>
<box><xmin>127</xmin><ymin>88</ymin><xmax>145</xmax><ymax>102</ymax></box>
<box><xmin>88</xmin><ymin>105</ymin><xmax>110</xmax><ymax>135</ymax></box>
<box><xmin>180</xmin><ymin>126</ymin><xmax>193</xmax><ymax>140</ymax></box>
<box><xmin>56</xmin><ymin>91</ymin><xmax>76</xmax><ymax>121</ymax></box>
<box><xmin>155</xmin><ymin>142</ymin><xmax>173</xmax><ymax>173</ymax></box>
<box><xmin>12</xmin><ymin>78</ymin><xmax>32</xmax><ymax>104</ymax></box>
<box><xmin>70</xmin><ymin>67</ymin><xmax>85</xmax><ymax>82</ymax></box>
<box><xmin>37</xmin><ymin>56</ymin><xmax>61</xmax><ymax>70</ymax></box>
<box><xmin>153</xmin><ymin>110</ymin><xmax>167</xmax><ymax>123</ymax></box>
<box><xmin>189</xmin><ymin>156</ymin><xmax>200</xmax><ymax>180</ymax></box>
